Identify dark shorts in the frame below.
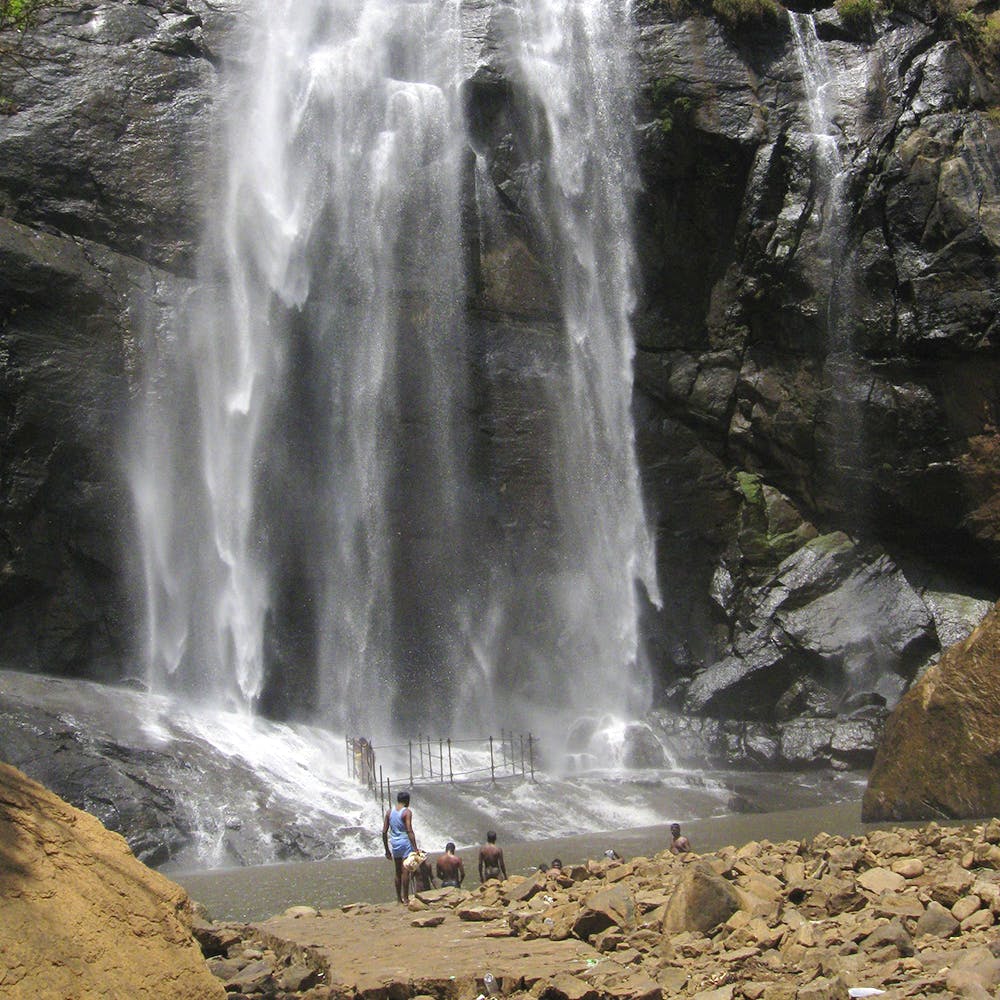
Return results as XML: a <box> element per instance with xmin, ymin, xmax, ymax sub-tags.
<box><xmin>441</xmin><ymin>878</ymin><xmax>460</xmax><ymax>888</ymax></box>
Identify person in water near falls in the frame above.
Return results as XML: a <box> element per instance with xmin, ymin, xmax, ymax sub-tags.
<box><xmin>670</xmin><ymin>822</ymin><xmax>692</xmax><ymax>855</ymax></box>
<box><xmin>478</xmin><ymin>830</ymin><xmax>507</xmax><ymax>883</ymax></box>
<box><xmin>436</xmin><ymin>842</ymin><xmax>465</xmax><ymax>888</ymax></box>
<box><xmin>382</xmin><ymin>790</ymin><xmax>418</xmax><ymax>904</ymax></box>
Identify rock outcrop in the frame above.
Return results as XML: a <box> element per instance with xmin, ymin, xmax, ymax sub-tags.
<box><xmin>863</xmin><ymin>599</ymin><xmax>1000</xmax><ymax>822</ymax></box>
<box><xmin>0</xmin><ymin>760</ymin><xmax>225</xmax><ymax>999</ymax></box>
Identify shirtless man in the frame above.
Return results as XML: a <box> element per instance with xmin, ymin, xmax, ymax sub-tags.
<box><xmin>478</xmin><ymin>830</ymin><xmax>507</xmax><ymax>883</ymax></box>
<box><xmin>413</xmin><ymin>855</ymin><xmax>436</xmax><ymax>893</ymax></box>
<box><xmin>436</xmin><ymin>842</ymin><xmax>465</xmax><ymax>887</ymax></box>
<box><xmin>670</xmin><ymin>823</ymin><xmax>692</xmax><ymax>855</ymax></box>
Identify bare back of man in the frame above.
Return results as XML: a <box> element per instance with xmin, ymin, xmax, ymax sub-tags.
<box><xmin>436</xmin><ymin>844</ymin><xmax>464</xmax><ymax>887</ymax></box>
<box><xmin>478</xmin><ymin>832</ymin><xmax>507</xmax><ymax>883</ymax></box>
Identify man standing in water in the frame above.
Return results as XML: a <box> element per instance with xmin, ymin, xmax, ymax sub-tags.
<box><xmin>670</xmin><ymin>823</ymin><xmax>692</xmax><ymax>854</ymax></box>
<box><xmin>382</xmin><ymin>790</ymin><xmax>418</xmax><ymax>904</ymax></box>
<box><xmin>436</xmin><ymin>842</ymin><xmax>465</xmax><ymax>887</ymax></box>
<box><xmin>478</xmin><ymin>830</ymin><xmax>507</xmax><ymax>883</ymax></box>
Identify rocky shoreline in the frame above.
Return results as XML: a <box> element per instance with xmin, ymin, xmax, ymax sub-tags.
<box><xmin>189</xmin><ymin>820</ymin><xmax>1000</xmax><ymax>1000</ymax></box>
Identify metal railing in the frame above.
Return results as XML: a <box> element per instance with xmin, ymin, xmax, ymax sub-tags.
<box><xmin>346</xmin><ymin>730</ymin><xmax>537</xmax><ymax>811</ymax></box>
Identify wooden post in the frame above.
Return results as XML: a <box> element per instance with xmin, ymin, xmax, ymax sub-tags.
<box><xmin>346</xmin><ymin>737</ymin><xmax>351</xmax><ymax>777</ymax></box>
<box><xmin>428</xmin><ymin>736</ymin><xmax>434</xmax><ymax>779</ymax></box>
<box><xmin>447</xmin><ymin>738</ymin><xmax>453</xmax><ymax>783</ymax></box>
<box><xmin>501</xmin><ymin>728</ymin><xmax>507</xmax><ymax>772</ymax></box>
<box><xmin>510</xmin><ymin>731</ymin><xmax>516</xmax><ymax>775</ymax></box>
<box><xmin>379</xmin><ymin>765</ymin><xmax>384</xmax><ymax>811</ymax></box>
<box><xmin>387</xmin><ymin>777</ymin><xmax>392</xmax><ymax>809</ymax></box>
<box><xmin>520</xmin><ymin>733</ymin><xmax>525</xmax><ymax>776</ymax></box>
<box><xmin>409</xmin><ymin>740</ymin><xmax>413</xmax><ymax>786</ymax></box>
<box><xmin>490</xmin><ymin>735</ymin><xmax>495</xmax><ymax>783</ymax></box>
<box><xmin>420</xmin><ymin>734</ymin><xmax>426</xmax><ymax>778</ymax></box>
<box><xmin>439</xmin><ymin>739</ymin><xmax>443</xmax><ymax>782</ymax></box>
<box><xmin>528</xmin><ymin>733</ymin><xmax>535</xmax><ymax>781</ymax></box>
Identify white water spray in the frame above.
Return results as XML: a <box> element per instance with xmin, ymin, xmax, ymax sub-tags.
<box><xmin>132</xmin><ymin>0</ymin><xmax>658</xmax><ymax>748</ymax></box>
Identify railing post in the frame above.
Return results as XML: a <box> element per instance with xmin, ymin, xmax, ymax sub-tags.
<box><xmin>528</xmin><ymin>733</ymin><xmax>535</xmax><ymax>781</ymax></box>
<box><xmin>490</xmin><ymin>735</ymin><xmax>495</xmax><ymax>783</ymax></box>
<box><xmin>501</xmin><ymin>728</ymin><xmax>507</xmax><ymax>772</ymax></box>
<box><xmin>346</xmin><ymin>737</ymin><xmax>351</xmax><ymax>777</ymax></box>
<box><xmin>510</xmin><ymin>731</ymin><xmax>516</xmax><ymax>775</ymax></box>
<box><xmin>439</xmin><ymin>739</ymin><xmax>443</xmax><ymax>782</ymax></box>
<box><xmin>409</xmin><ymin>740</ymin><xmax>413</xmax><ymax>786</ymax></box>
<box><xmin>428</xmin><ymin>737</ymin><xmax>434</xmax><ymax>779</ymax></box>
<box><xmin>447</xmin><ymin>738</ymin><xmax>453</xmax><ymax>783</ymax></box>
<box><xmin>420</xmin><ymin>734</ymin><xmax>426</xmax><ymax>778</ymax></box>
<box><xmin>520</xmin><ymin>733</ymin><xmax>525</xmax><ymax>776</ymax></box>
<box><xmin>379</xmin><ymin>765</ymin><xmax>384</xmax><ymax>811</ymax></box>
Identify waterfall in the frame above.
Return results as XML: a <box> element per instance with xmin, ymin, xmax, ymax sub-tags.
<box><xmin>788</xmin><ymin>12</ymin><xmax>847</xmax><ymax>270</ymax></box>
<box><xmin>465</xmin><ymin>0</ymin><xmax>660</xmax><ymax>738</ymax></box>
<box><xmin>788</xmin><ymin>13</ymin><xmax>870</xmax><ymax>527</ymax></box>
<box><xmin>132</xmin><ymin>0</ymin><xmax>657</xmax><ymax>748</ymax></box>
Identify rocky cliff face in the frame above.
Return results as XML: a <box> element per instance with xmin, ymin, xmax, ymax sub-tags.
<box><xmin>0</xmin><ymin>0</ymin><xmax>997</xmax><ymax>764</ymax></box>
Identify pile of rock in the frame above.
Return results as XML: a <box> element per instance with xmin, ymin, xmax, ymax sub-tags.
<box><xmin>204</xmin><ymin>820</ymin><xmax>1000</xmax><ymax>1000</ymax></box>
<box><xmin>192</xmin><ymin>915</ymin><xmax>328</xmax><ymax>998</ymax></box>
<box><xmin>471</xmin><ymin>823</ymin><xmax>1000</xmax><ymax>999</ymax></box>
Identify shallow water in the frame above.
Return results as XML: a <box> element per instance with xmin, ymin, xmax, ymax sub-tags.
<box><xmin>176</xmin><ymin>798</ymin><xmax>869</xmax><ymax>922</ymax></box>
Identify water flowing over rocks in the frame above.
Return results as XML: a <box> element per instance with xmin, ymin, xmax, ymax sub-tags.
<box><xmin>190</xmin><ymin>817</ymin><xmax>1000</xmax><ymax>1000</ymax></box>
<box><xmin>0</xmin><ymin>0</ymin><xmax>999</xmax><ymax>781</ymax></box>
<box><xmin>0</xmin><ymin>760</ymin><xmax>225</xmax><ymax>999</ymax></box>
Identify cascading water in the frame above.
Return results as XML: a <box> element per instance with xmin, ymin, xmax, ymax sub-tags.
<box><xmin>459</xmin><ymin>0</ymin><xmax>661</xmax><ymax>740</ymax></box>
<box><xmin>788</xmin><ymin>12</ymin><xmax>869</xmax><ymax>511</ymax></box>
<box><xmin>132</xmin><ymin>0</ymin><xmax>658</xmax><ymax>752</ymax></box>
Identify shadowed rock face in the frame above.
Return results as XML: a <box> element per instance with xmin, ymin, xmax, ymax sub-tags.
<box><xmin>0</xmin><ymin>760</ymin><xmax>226</xmax><ymax>999</ymax></box>
<box><xmin>0</xmin><ymin>0</ymin><xmax>997</xmax><ymax>758</ymax></box>
<box><xmin>863</xmin><ymin>599</ymin><xmax>1000</xmax><ymax>822</ymax></box>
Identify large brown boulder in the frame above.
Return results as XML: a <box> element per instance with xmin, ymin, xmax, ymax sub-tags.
<box><xmin>661</xmin><ymin>862</ymin><xmax>743</xmax><ymax>935</ymax></box>
<box><xmin>0</xmin><ymin>761</ymin><xmax>225</xmax><ymax>999</ymax></box>
<box><xmin>863</xmin><ymin>601</ymin><xmax>1000</xmax><ymax>821</ymax></box>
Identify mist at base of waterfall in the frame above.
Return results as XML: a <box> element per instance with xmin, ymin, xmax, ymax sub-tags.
<box><xmin>0</xmin><ymin>670</ymin><xmax>864</xmax><ymax>873</ymax></box>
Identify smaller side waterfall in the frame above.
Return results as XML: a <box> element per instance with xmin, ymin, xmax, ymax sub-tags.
<box><xmin>788</xmin><ymin>12</ymin><xmax>848</xmax><ymax>272</ymax></box>
<box><xmin>787</xmin><ymin>11</ymin><xmax>872</xmax><ymax>522</ymax></box>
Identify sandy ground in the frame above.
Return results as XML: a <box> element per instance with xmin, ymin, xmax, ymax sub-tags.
<box><xmin>257</xmin><ymin>898</ymin><xmax>603</xmax><ymax>994</ymax></box>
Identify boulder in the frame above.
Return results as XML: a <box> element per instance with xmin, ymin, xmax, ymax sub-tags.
<box><xmin>0</xmin><ymin>760</ymin><xmax>225</xmax><ymax>999</ymax></box>
<box><xmin>863</xmin><ymin>602</ymin><xmax>1000</xmax><ymax>821</ymax></box>
<box><xmin>916</xmin><ymin>901</ymin><xmax>960</xmax><ymax>938</ymax></box>
<box><xmin>661</xmin><ymin>862</ymin><xmax>743</xmax><ymax>935</ymax></box>
<box><xmin>573</xmin><ymin>884</ymin><xmax>636</xmax><ymax>940</ymax></box>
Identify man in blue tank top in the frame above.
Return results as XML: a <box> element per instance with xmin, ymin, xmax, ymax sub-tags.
<box><xmin>382</xmin><ymin>790</ymin><xmax>418</xmax><ymax>904</ymax></box>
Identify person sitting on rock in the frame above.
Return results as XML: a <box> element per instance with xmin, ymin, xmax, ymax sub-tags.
<box><xmin>413</xmin><ymin>854</ymin><xmax>436</xmax><ymax>893</ymax></box>
<box><xmin>670</xmin><ymin>823</ymin><xmax>692</xmax><ymax>855</ymax></box>
<box><xmin>436</xmin><ymin>842</ymin><xmax>465</xmax><ymax>888</ymax></box>
<box><xmin>478</xmin><ymin>830</ymin><xmax>507</xmax><ymax>883</ymax></box>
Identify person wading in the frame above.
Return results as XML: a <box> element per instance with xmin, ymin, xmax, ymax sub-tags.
<box><xmin>382</xmin><ymin>790</ymin><xmax>418</xmax><ymax>904</ymax></box>
<box><xmin>478</xmin><ymin>830</ymin><xmax>507</xmax><ymax>883</ymax></box>
<box><xmin>436</xmin><ymin>842</ymin><xmax>465</xmax><ymax>888</ymax></box>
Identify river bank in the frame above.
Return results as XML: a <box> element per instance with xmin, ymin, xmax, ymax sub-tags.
<box><xmin>178</xmin><ymin>800</ymin><xmax>870</xmax><ymax>922</ymax></box>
